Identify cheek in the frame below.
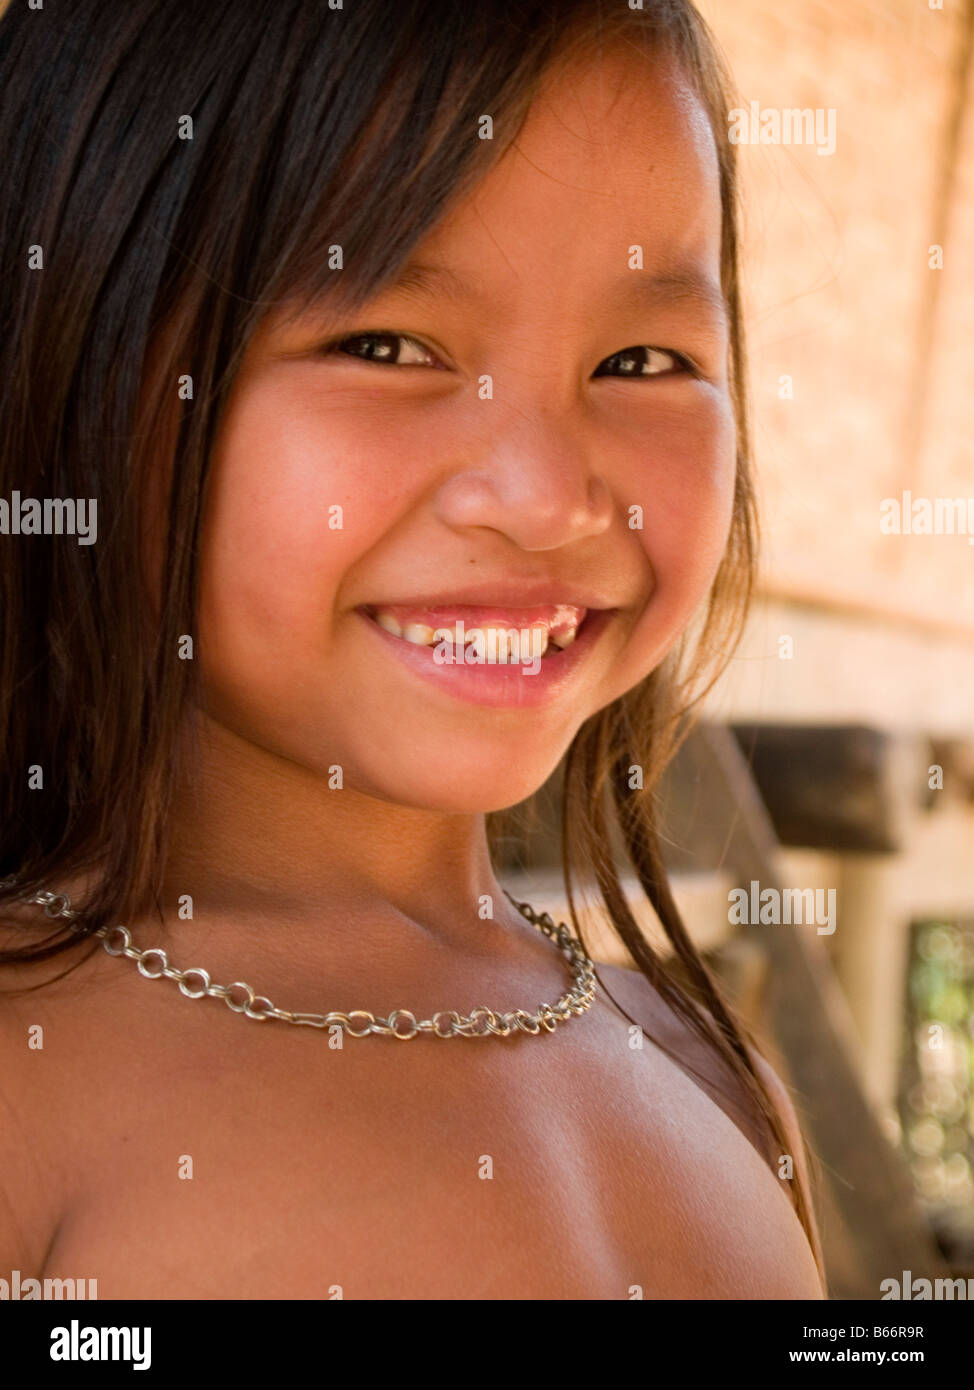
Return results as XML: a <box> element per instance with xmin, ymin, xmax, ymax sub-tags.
<box><xmin>195</xmin><ymin>365</ymin><xmax>457</xmax><ymax>746</ymax></box>
<box><xmin>645</xmin><ymin>394</ymin><xmax>737</xmax><ymax>584</ymax></box>
<box><xmin>199</xmin><ymin>367</ymin><xmax>414</xmax><ymax>638</ymax></box>
<box><xmin>196</xmin><ymin>371</ymin><xmax>366</xmax><ymax>728</ymax></box>
<box><xmin>617</xmin><ymin>391</ymin><xmax>737</xmax><ymax>670</ymax></box>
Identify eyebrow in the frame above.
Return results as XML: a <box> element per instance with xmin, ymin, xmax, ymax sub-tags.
<box><xmin>385</xmin><ymin>259</ymin><xmax>729</xmax><ymax>322</ymax></box>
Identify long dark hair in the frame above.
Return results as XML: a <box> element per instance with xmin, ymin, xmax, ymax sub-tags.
<box><xmin>0</xmin><ymin>0</ymin><xmax>819</xmax><ymax>1265</ymax></box>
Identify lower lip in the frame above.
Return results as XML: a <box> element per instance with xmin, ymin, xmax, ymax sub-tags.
<box><xmin>355</xmin><ymin>608</ymin><xmax>616</xmax><ymax>708</ymax></box>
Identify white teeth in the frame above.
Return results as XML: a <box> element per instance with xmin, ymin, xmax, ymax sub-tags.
<box><xmin>495</xmin><ymin>629</ymin><xmax>512</xmax><ymax>661</ymax></box>
<box><xmin>528</xmin><ymin>624</ymin><xmax>550</xmax><ymax>658</ymax></box>
<box><xmin>371</xmin><ymin>609</ymin><xmax>580</xmax><ymax>658</ymax></box>
<box><xmin>402</xmin><ymin>622</ymin><xmax>436</xmax><ymax>646</ymax></box>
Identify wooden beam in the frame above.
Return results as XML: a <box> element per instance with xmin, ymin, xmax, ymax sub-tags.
<box><xmin>729</xmin><ymin>723</ymin><xmax>907</xmax><ymax>853</ymax></box>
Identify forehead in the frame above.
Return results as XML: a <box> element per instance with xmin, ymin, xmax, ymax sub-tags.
<box><xmin>415</xmin><ymin>44</ymin><xmax>722</xmax><ymax>291</ymax></box>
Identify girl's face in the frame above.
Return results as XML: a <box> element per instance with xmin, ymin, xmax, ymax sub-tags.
<box><xmin>197</xmin><ymin>47</ymin><xmax>735</xmax><ymax>813</ymax></box>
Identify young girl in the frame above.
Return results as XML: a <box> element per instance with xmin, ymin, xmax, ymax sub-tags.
<box><xmin>0</xmin><ymin>0</ymin><xmax>825</xmax><ymax>1299</ymax></box>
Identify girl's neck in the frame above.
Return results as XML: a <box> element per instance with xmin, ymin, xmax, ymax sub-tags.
<box><xmin>156</xmin><ymin>714</ymin><xmax>521</xmax><ymax>965</ymax></box>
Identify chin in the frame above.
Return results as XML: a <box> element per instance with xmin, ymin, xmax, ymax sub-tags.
<box><xmin>349</xmin><ymin>742</ymin><xmax>567</xmax><ymax>816</ymax></box>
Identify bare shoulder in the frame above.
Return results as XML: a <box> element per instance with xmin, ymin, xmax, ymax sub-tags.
<box><xmin>0</xmin><ymin>928</ymin><xmax>108</xmax><ymax>1277</ymax></box>
<box><xmin>594</xmin><ymin>957</ymin><xmax>825</xmax><ymax>1277</ymax></box>
<box><xmin>743</xmin><ymin>1042</ymin><xmax>826</xmax><ymax>1274</ymax></box>
<box><xmin>593</xmin><ymin>959</ymin><xmax>773</xmax><ymax>1155</ymax></box>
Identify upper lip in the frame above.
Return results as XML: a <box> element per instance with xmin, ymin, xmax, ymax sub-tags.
<box><xmin>358</xmin><ymin>581</ymin><xmax>621</xmax><ymax>610</ymax></box>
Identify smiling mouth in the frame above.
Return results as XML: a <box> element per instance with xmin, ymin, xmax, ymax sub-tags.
<box><xmin>359</xmin><ymin>603</ymin><xmax>592</xmax><ymax>662</ymax></box>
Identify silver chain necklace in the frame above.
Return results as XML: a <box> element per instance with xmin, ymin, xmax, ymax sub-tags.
<box><xmin>15</xmin><ymin>886</ymin><xmax>598</xmax><ymax>1039</ymax></box>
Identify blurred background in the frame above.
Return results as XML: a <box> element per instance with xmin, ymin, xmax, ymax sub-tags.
<box><xmin>11</xmin><ymin>0</ymin><xmax>967</xmax><ymax>1303</ymax></box>
<box><xmin>501</xmin><ymin>0</ymin><xmax>974</xmax><ymax>1298</ymax></box>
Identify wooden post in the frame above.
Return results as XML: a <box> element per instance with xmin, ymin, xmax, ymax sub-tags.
<box><xmin>691</xmin><ymin>723</ymin><xmax>948</xmax><ymax>1297</ymax></box>
<box><xmin>832</xmin><ymin>854</ymin><xmax>913</xmax><ymax>1118</ymax></box>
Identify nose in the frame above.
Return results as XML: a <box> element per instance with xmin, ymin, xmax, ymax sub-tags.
<box><xmin>433</xmin><ymin>404</ymin><xmax>615</xmax><ymax>552</ymax></box>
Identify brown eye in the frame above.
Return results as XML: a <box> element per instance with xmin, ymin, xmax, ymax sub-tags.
<box><xmin>593</xmin><ymin>346</ymin><xmax>693</xmax><ymax>378</ymax></box>
<box><xmin>321</xmin><ymin>332</ymin><xmax>441</xmax><ymax>367</ymax></box>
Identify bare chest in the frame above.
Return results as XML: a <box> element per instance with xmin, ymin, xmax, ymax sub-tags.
<box><xmin>38</xmin><ymin>998</ymin><xmax>822</xmax><ymax>1300</ymax></box>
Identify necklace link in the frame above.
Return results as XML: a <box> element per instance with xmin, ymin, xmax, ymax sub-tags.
<box><xmin>7</xmin><ymin>885</ymin><xmax>597</xmax><ymax>1040</ymax></box>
